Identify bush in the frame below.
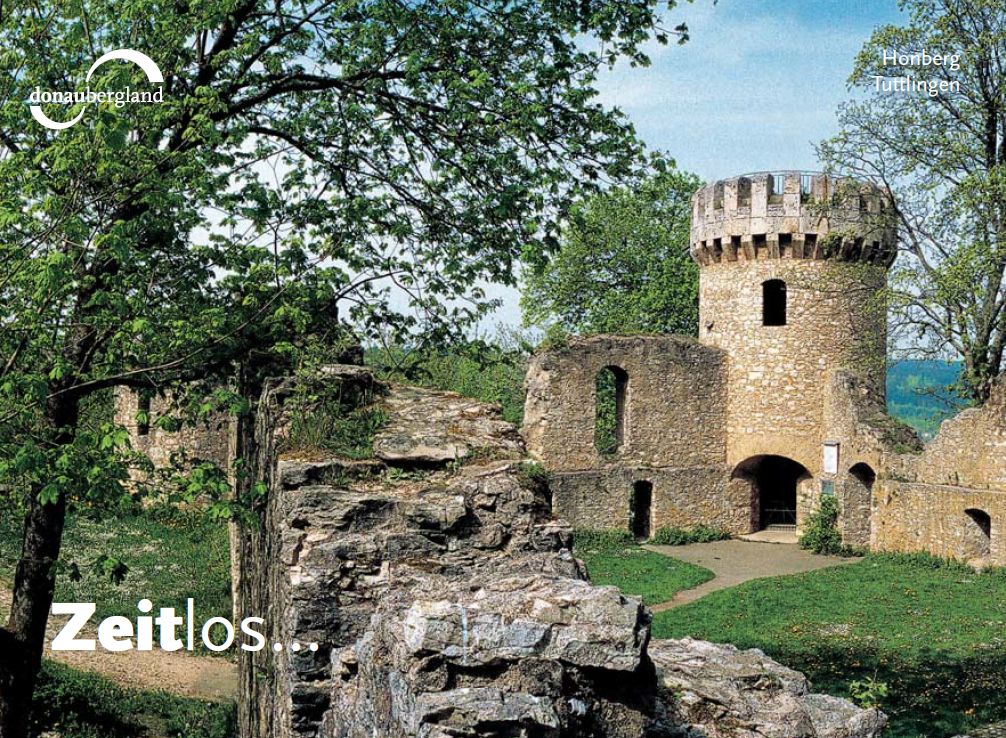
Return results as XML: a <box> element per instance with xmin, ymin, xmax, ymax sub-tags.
<box><xmin>369</xmin><ymin>334</ymin><xmax>530</xmax><ymax>425</ymax></box>
<box><xmin>572</xmin><ymin>528</ymin><xmax>634</xmax><ymax>551</ymax></box>
<box><xmin>798</xmin><ymin>495</ymin><xmax>852</xmax><ymax>556</ymax></box>
<box><xmin>650</xmin><ymin>525</ymin><xmax>731</xmax><ymax>546</ymax></box>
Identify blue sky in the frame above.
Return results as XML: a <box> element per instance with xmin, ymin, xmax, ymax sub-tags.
<box><xmin>486</xmin><ymin>0</ymin><xmax>906</xmax><ymax>329</ymax></box>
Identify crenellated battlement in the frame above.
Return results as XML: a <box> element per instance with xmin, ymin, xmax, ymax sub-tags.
<box><xmin>690</xmin><ymin>171</ymin><xmax>897</xmax><ymax>267</ymax></box>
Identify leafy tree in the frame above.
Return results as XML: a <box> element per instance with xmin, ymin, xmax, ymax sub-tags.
<box><xmin>819</xmin><ymin>0</ymin><xmax>1006</xmax><ymax>403</ymax></box>
<box><xmin>0</xmin><ymin>1</ymin><xmax>692</xmax><ymax>733</ymax></box>
<box><xmin>522</xmin><ymin>166</ymin><xmax>701</xmax><ymax>336</ymax></box>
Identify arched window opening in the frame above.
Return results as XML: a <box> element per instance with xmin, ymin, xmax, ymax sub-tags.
<box><xmin>762</xmin><ymin>279</ymin><xmax>787</xmax><ymax>326</ymax></box>
<box><xmin>595</xmin><ymin>366</ymin><xmax>628</xmax><ymax>455</ymax></box>
<box><xmin>964</xmin><ymin>508</ymin><xmax>992</xmax><ymax>559</ymax></box>
<box><xmin>630</xmin><ymin>481</ymin><xmax>653</xmax><ymax>539</ymax></box>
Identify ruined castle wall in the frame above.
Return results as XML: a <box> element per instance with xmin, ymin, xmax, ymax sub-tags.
<box><xmin>114</xmin><ymin>388</ymin><xmax>232</xmax><ymax>471</ymax></box>
<box><xmin>523</xmin><ymin>335</ymin><xmax>728</xmax><ymax>471</ymax></box>
<box><xmin>238</xmin><ymin>368</ymin><xmax>886</xmax><ymax>738</ymax></box>
<box><xmin>522</xmin><ymin>335</ymin><xmax>736</xmax><ymax>533</ymax></box>
<box><xmin>872</xmin><ymin>382</ymin><xmax>1006</xmax><ymax>564</ymax></box>
<box><xmin>700</xmin><ymin>260</ymin><xmax>888</xmax><ymax>475</ymax></box>
<box><xmin>550</xmin><ymin>466</ymin><xmax>751</xmax><ymax>536</ymax></box>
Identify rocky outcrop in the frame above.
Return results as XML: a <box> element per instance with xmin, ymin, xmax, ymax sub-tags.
<box><xmin>237</xmin><ymin>366</ymin><xmax>886</xmax><ymax>738</ymax></box>
<box><xmin>652</xmin><ymin>639</ymin><xmax>887</xmax><ymax>738</ymax></box>
<box><xmin>374</xmin><ymin>384</ymin><xmax>524</xmax><ymax>465</ymax></box>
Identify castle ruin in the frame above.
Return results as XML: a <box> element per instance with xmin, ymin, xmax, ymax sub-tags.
<box><xmin>524</xmin><ymin>171</ymin><xmax>1006</xmax><ymax>565</ymax></box>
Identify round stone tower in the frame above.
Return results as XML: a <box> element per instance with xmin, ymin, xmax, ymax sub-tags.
<box><xmin>691</xmin><ymin>171</ymin><xmax>896</xmax><ymax>526</ymax></box>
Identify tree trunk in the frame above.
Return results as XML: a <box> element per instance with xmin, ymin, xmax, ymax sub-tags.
<box><xmin>0</xmin><ymin>393</ymin><xmax>78</xmax><ymax>738</ymax></box>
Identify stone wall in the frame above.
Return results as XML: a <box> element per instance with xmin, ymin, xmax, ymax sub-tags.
<box><xmin>699</xmin><ymin>260</ymin><xmax>888</xmax><ymax>474</ymax></box>
<box><xmin>872</xmin><ymin>381</ymin><xmax>1006</xmax><ymax>565</ymax></box>
<box><xmin>523</xmin><ymin>335</ymin><xmax>727</xmax><ymax>471</ymax></box>
<box><xmin>550</xmin><ymin>466</ymin><xmax>749</xmax><ymax>536</ymax></box>
<box><xmin>237</xmin><ymin>366</ymin><xmax>886</xmax><ymax>738</ymax></box>
<box><xmin>114</xmin><ymin>388</ymin><xmax>233</xmax><ymax>473</ymax></box>
<box><xmin>522</xmin><ymin>335</ymin><xmax>734</xmax><ymax>534</ymax></box>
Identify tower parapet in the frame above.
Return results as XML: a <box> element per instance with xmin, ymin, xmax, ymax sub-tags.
<box><xmin>690</xmin><ymin>171</ymin><xmax>896</xmax><ymax>267</ymax></box>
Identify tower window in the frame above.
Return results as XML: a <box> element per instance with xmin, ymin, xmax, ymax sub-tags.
<box><xmin>762</xmin><ymin>279</ymin><xmax>787</xmax><ymax>326</ymax></box>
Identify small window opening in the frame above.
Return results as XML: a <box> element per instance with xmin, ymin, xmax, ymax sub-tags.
<box><xmin>713</xmin><ymin>182</ymin><xmax>724</xmax><ymax>210</ymax></box>
<box><xmin>137</xmin><ymin>391</ymin><xmax>153</xmax><ymax>437</ymax></box>
<box><xmin>712</xmin><ymin>238</ymin><xmax>723</xmax><ymax>261</ymax></box>
<box><xmin>595</xmin><ymin>366</ymin><xmax>628</xmax><ymax>455</ymax></box>
<box><xmin>762</xmin><ymin>279</ymin><xmax>787</xmax><ymax>326</ymax></box>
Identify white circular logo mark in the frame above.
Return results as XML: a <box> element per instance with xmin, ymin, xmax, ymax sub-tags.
<box><xmin>30</xmin><ymin>49</ymin><xmax>164</xmax><ymax>131</ymax></box>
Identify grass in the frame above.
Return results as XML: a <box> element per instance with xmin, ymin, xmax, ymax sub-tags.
<box><xmin>281</xmin><ymin>405</ymin><xmax>387</xmax><ymax>460</ymax></box>
<box><xmin>32</xmin><ymin>661</ymin><xmax>235</xmax><ymax>738</ymax></box>
<box><xmin>574</xmin><ymin>531</ymin><xmax>713</xmax><ymax>605</ymax></box>
<box><xmin>0</xmin><ymin>504</ymin><xmax>232</xmax><ymax>636</ymax></box>
<box><xmin>651</xmin><ymin>553</ymin><xmax>1006</xmax><ymax>738</ymax></box>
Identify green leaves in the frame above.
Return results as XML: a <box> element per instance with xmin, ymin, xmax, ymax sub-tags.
<box><xmin>523</xmin><ymin>164</ymin><xmax>701</xmax><ymax>336</ymax></box>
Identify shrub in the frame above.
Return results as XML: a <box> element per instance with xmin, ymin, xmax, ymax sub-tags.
<box><xmin>283</xmin><ymin>405</ymin><xmax>387</xmax><ymax>459</ymax></box>
<box><xmin>517</xmin><ymin>460</ymin><xmax>550</xmax><ymax>486</ymax></box>
<box><xmin>573</xmin><ymin>528</ymin><xmax>634</xmax><ymax>551</ymax></box>
<box><xmin>369</xmin><ymin>334</ymin><xmax>530</xmax><ymax>425</ymax></box>
<box><xmin>650</xmin><ymin>525</ymin><xmax>731</xmax><ymax>546</ymax></box>
<box><xmin>798</xmin><ymin>495</ymin><xmax>851</xmax><ymax>556</ymax></box>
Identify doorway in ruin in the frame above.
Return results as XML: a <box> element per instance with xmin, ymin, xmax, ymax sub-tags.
<box><xmin>842</xmin><ymin>463</ymin><xmax>876</xmax><ymax>548</ymax></box>
<box><xmin>630</xmin><ymin>480</ymin><xmax>652</xmax><ymax>540</ymax></box>
<box><xmin>732</xmin><ymin>455</ymin><xmax>810</xmax><ymax>531</ymax></box>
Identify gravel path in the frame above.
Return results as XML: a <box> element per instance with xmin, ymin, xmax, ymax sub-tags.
<box><xmin>1</xmin><ymin>587</ymin><xmax>237</xmax><ymax>702</ymax></box>
<box><xmin>645</xmin><ymin>539</ymin><xmax>860</xmax><ymax>612</ymax></box>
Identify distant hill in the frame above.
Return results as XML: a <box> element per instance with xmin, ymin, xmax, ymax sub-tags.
<box><xmin>886</xmin><ymin>359</ymin><xmax>966</xmax><ymax>440</ymax></box>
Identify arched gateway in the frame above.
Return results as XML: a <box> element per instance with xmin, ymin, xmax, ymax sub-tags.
<box><xmin>732</xmin><ymin>455</ymin><xmax>812</xmax><ymax>532</ymax></box>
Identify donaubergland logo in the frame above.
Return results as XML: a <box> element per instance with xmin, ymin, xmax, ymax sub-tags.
<box><xmin>28</xmin><ymin>48</ymin><xmax>164</xmax><ymax>130</ymax></box>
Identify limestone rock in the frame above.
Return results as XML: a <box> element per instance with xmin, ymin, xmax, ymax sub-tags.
<box><xmin>239</xmin><ymin>369</ymin><xmax>889</xmax><ymax>738</ymax></box>
<box><xmin>651</xmin><ymin>638</ymin><xmax>887</xmax><ymax>738</ymax></box>
<box><xmin>374</xmin><ymin>384</ymin><xmax>524</xmax><ymax>465</ymax></box>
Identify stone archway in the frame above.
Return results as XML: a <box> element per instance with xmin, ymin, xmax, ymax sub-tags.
<box><xmin>732</xmin><ymin>455</ymin><xmax>811</xmax><ymax>532</ymax></box>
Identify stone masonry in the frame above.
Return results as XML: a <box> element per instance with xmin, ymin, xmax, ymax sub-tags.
<box><xmin>236</xmin><ymin>365</ymin><xmax>886</xmax><ymax>738</ymax></box>
<box><xmin>525</xmin><ymin>170</ymin><xmax>1006</xmax><ymax>564</ymax></box>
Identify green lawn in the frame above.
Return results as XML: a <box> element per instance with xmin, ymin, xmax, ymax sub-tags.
<box><xmin>0</xmin><ymin>504</ymin><xmax>232</xmax><ymax>630</ymax></box>
<box><xmin>652</xmin><ymin>553</ymin><xmax>1006</xmax><ymax>738</ymax></box>
<box><xmin>576</xmin><ymin>542</ymin><xmax>714</xmax><ymax>605</ymax></box>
